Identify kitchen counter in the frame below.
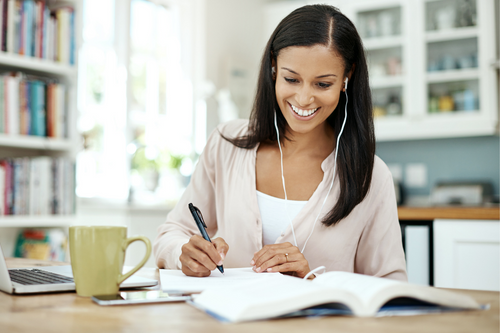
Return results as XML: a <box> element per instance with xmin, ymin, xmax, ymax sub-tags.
<box><xmin>398</xmin><ymin>206</ymin><xmax>500</xmax><ymax>220</ymax></box>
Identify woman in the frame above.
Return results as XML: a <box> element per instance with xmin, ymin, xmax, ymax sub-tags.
<box><xmin>154</xmin><ymin>4</ymin><xmax>407</xmax><ymax>281</ymax></box>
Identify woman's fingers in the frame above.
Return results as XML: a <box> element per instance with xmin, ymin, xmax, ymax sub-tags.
<box><xmin>192</xmin><ymin>235</ymin><xmax>223</xmax><ymax>265</ymax></box>
<box><xmin>180</xmin><ymin>252</ymin><xmax>211</xmax><ymax>277</ymax></box>
<box><xmin>180</xmin><ymin>235</ymin><xmax>227</xmax><ymax>276</ymax></box>
<box><xmin>212</xmin><ymin>237</ymin><xmax>229</xmax><ymax>261</ymax></box>
<box><xmin>251</xmin><ymin>243</ymin><xmax>311</xmax><ymax>278</ymax></box>
<box><xmin>252</xmin><ymin>243</ymin><xmax>296</xmax><ymax>268</ymax></box>
<box><xmin>183</xmin><ymin>242</ymin><xmax>217</xmax><ymax>269</ymax></box>
<box><xmin>255</xmin><ymin>252</ymin><xmax>291</xmax><ymax>272</ymax></box>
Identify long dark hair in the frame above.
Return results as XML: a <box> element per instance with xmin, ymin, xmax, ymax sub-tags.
<box><xmin>223</xmin><ymin>4</ymin><xmax>375</xmax><ymax>226</ymax></box>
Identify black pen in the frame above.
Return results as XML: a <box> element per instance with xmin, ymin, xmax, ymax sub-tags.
<box><xmin>188</xmin><ymin>203</ymin><xmax>224</xmax><ymax>274</ymax></box>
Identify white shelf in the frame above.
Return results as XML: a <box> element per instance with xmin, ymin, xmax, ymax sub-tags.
<box><xmin>0</xmin><ymin>52</ymin><xmax>77</xmax><ymax>77</ymax></box>
<box><xmin>370</xmin><ymin>76</ymin><xmax>404</xmax><ymax>89</ymax></box>
<box><xmin>0</xmin><ymin>134</ymin><xmax>73</xmax><ymax>151</ymax></box>
<box><xmin>363</xmin><ymin>36</ymin><xmax>403</xmax><ymax>50</ymax></box>
<box><xmin>0</xmin><ymin>215</ymin><xmax>75</xmax><ymax>228</ymax></box>
<box><xmin>427</xmin><ymin>110</ymin><xmax>480</xmax><ymax>117</ymax></box>
<box><xmin>426</xmin><ymin>68</ymin><xmax>479</xmax><ymax>83</ymax></box>
<box><xmin>425</xmin><ymin>26</ymin><xmax>478</xmax><ymax>43</ymax></box>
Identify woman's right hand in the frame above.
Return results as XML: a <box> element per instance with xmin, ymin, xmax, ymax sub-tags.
<box><xmin>180</xmin><ymin>235</ymin><xmax>229</xmax><ymax>277</ymax></box>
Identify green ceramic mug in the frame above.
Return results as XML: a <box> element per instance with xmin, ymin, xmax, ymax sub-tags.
<box><xmin>69</xmin><ymin>226</ymin><xmax>151</xmax><ymax>297</ymax></box>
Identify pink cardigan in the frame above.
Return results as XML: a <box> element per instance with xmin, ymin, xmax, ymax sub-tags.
<box><xmin>154</xmin><ymin>119</ymin><xmax>408</xmax><ymax>281</ymax></box>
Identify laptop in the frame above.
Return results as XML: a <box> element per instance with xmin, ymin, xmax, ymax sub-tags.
<box><xmin>0</xmin><ymin>245</ymin><xmax>158</xmax><ymax>294</ymax></box>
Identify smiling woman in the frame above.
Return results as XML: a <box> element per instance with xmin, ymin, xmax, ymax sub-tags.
<box><xmin>274</xmin><ymin>45</ymin><xmax>345</xmax><ymax>137</ymax></box>
<box><xmin>154</xmin><ymin>4</ymin><xmax>407</xmax><ymax>282</ymax></box>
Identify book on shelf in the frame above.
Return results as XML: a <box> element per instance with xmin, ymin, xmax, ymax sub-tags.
<box><xmin>190</xmin><ymin>271</ymin><xmax>482</xmax><ymax>323</ymax></box>
<box><xmin>0</xmin><ymin>0</ymin><xmax>74</xmax><ymax>65</ymax></box>
<box><xmin>5</xmin><ymin>71</ymin><xmax>20</xmax><ymax>135</ymax></box>
<box><xmin>0</xmin><ymin>156</ymin><xmax>75</xmax><ymax>216</ymax></box>
<box><xmin>0</xmin><ymin>160</ymin><xmax>4</xmax><ymax>215</ymax></box>
<box><xmin>0</xmin><ymin>75</ymin><xmax>4</xmax><ymax>132</ymax></box>
<box><xmin>0</xmin><ymin>71</ymin><xmax>67</xmax><ymax>138</ymax></box>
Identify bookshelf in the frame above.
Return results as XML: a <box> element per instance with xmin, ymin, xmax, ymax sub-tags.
<box><xmin>0</xmin><ymin>0</ymin><xmax>81</xmax><ymax>241</ymax></box>
<box><xmin>0</xmin><ymin>52</ymin><xmax>77</xmax><ymax>77</ymax></box>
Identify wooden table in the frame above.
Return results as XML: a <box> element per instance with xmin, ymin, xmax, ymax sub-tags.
<box><xmin>398</xmin><ymin>206</ymin><xmax>500</xmax><ymax>220</ymax></box>
<box><xmin>1</xmin><ymin>258</ymin><xmax>498</xmax><ymax>333</ymax></box>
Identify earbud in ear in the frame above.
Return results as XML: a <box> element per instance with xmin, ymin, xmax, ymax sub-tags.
<box><xmin>344</xmin><ymin>77</ymin><xmax>348</xmax><ymax>89</ymax></box>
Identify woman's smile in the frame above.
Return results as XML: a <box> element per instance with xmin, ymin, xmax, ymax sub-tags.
<box><xmin>288</xmin><ymin>102</ymin><xmax>320</xmax><ymax>120</ymax></box>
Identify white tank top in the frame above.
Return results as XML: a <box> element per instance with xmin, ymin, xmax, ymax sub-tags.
<box><xmin>256</xmin><ymin>190</ymin><xmax>308</xmax><ymax>246</ymax></box>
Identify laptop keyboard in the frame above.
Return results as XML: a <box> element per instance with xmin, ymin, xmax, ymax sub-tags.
<box><xmin>9</xmin><ymin>269</ymin><xmax>74</xmax><ymax>285</ymax></box>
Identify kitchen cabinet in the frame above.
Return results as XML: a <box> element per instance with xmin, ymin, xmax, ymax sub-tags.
<box><xmin>264</xmin><ymin>0</ymin><xmax>498</xmax><ymax>141</ymax></box>
<box><xmin>434</xmin><ymin>219</ymin><xmax>499</xmax><ymax>291</ymax></box>
<box><xmin>348</xmin><ymin>0</ymin><xmax>498</xmax><ymax>141</ymax></box>
<box><xmin>398</xmin><ymin>206</ymin><xmax>499</xmax><ymax>289</ymax></box>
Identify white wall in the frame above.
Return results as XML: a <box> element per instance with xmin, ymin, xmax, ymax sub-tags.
<box><xmin>205</xmin><ymin>0</ymin><xmax>267</xmax><ymax>134</ymax></box>
<box><xmin>74</xmin><ymin>200</ymin><xmax>169</xmax><ymax>268</ymax></box>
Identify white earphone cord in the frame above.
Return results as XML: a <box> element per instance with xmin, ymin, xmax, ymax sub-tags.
<box><xmin>274</xmin><ymin>78</ymin><xmax>348</xmax><ymax>254</ymax></box>
<box><xmin>274</xmin><ymin>111</ymin><xmax>299</xmax><ymax>248</ymax></box>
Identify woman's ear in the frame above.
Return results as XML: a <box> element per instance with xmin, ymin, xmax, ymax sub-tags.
<box><xmin>343</xmin><ymin>63</ymin><xmax>356</xmax><ymax>92</ymax></box>
<box><xmin>271</xmin><ymin>58</ymin><xmax>277</xmax><ymax>80</ymax></box>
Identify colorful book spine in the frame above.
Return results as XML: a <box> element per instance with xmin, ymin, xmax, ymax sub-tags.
<box><xmin>2</xmin><ymin>160</ymin><xmax>13</xmax><ymax>214</ymax></box>
<box><xmin>0</xmin><ymin>72</ymin><xmax>65</xmax><ymax>137</ymax></box>
<box><xmin>42</xmin><ymin>4</ymin><xmax>48</xmax><ymax>59</ymax></box>
<box><xmin>19</xmin><ymin>79</ymin><xmax>31</xmax><ymax>135</ymax></box>
<box><xmin>1</xmin><ymin>0</ymin><xmax>7</xmax><ymax>51</ymax></box>
<box><xmin>0</xmin><ymin>1</ymin><xmax>75</xmax><ymax>64</ymax></box>
<box><xmin>0</xmin><ymin>156</ymin><xmax>74</xmax><ymax>216</ymax></box>
<box><xmin>70</xmin><ymin>9</ymin><xmax>74</xmax><ymax>65</ymax></box>
<box><xmin>0</xmin><ymin>76</ymin><xmax>4</xmax><ymax>133</ymax></box>
<box><xmin>6</xmin><ymin>73</ymin><xmax>19</xmax><ymax>135</ymax></box>
<box><xmin>13</xmin><ymin>0</ymin><xmax>21</xmax><ymax>54</ymax></box>
<box><xmin>46</xmin><ymin>82</ymin><xmax>53</xmax><ymax>136</ymax></box>
<box><xmin>30</xmin><ymin>80</ymin><xmax>45</xmax><ymax>136</ymax></box>
<box><xmin>56</xmin><ymin>83</ymin><xmax>65</xmax><ymax>138</ymax></box>
<box><xmin>18</xmin><ymin>0</ymin><xmax>24</xmax><ymax>54</ymax></box>
<box><xmin>0</xmin><ymin>160</ymin><xmax>5</xmax><ymax>215</ymax></box>
<box><xmin>0</xmin><ymin>0</ymin><xmax>5</xmax><ymax>51</ymax></box>
<box><xmin>6</xmin><ymin>0</ymin><xmax>14</xmax><ymax>52</ymax></box>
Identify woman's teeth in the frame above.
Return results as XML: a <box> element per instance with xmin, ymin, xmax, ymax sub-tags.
<box><xmin>290</xmin><ymin>104</ymin><xmax>318</xmax><ymax>117</ymax></box>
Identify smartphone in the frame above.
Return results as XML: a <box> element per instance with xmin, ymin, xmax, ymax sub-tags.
<box><xmin>92</xmin><ymin>290</ymin><xmax>191</xmax><ymax>306</ymax></box>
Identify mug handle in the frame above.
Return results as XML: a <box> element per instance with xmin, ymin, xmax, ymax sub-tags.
<box><xmin>117</xmin><ymin>236</ymin><xmax>152</xmax><ymax>286</ymax></box>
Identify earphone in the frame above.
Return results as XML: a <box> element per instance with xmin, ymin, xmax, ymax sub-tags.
<box><xmin>273</xmin><ymin>77</ymin><xmax>349</xmax><ymax>254</ymax></box>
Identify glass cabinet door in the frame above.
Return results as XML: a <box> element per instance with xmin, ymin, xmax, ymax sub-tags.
<box><xmin>357</xmin><ymin>6</ymin><xmax>405</xmax><ymax>119</ymax></box>
<box><xmin>324</xmin><ymin>0</ymin><xmax>496</xmax><ymax>140</ymax></box>
<box><xmin>425</xmin><ymin>0</ymin><xmax>480</xmax><ymax>115</ymax></box>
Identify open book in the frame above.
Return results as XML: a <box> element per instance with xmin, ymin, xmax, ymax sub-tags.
<box><xmin>190</xmin><ymin>271</ymin><xmax>482</xmax><ymax>323</ymax></box>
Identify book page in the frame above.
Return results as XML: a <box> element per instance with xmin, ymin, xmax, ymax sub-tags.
<box><xmin>192</xmin><ymin>275</ymin><xmax>359</xmax><ymax>322</ymax></box>
<box><xmin>160</xmin><ymin>267</ymin><xmax>283</xmax><ymax>292</ymax></box>
<box><xmin>313</xmin><ymin>272</ymin><xmax>401</xmax><ymax>308</ymax></box>
<box><xmin>313</xmin><ymin>272</ymin><xmax>480</xmax><ymax>316</ymax></box>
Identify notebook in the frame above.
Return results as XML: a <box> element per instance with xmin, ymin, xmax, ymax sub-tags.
<box><xmin>0</xmin><ymin>244</ymin><xmax>158</xmax><ymax>294</ymax></box>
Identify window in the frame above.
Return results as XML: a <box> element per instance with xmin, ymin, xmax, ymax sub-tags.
<box><xmin>76</xmin><ymin>0</ymin><xmax>205</xmax><ymax>205</ymax></box>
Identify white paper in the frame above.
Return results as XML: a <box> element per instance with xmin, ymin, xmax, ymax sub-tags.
<box><xmin>160</xmin><ymin>267</ymin><xmax>283</xmax><ymax>292</ymax></box>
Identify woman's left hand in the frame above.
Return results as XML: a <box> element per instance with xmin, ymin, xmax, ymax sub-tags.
<box><xmin>250</xmin><ymin>242</ymin><xmax>311</xmax><ymax>278</ymax></box>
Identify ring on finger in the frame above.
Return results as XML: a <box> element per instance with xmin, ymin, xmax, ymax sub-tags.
<box><xmin>285</xmin><ymin>253</ymin><xmax>289</xmax><ymax>262</ymax></box>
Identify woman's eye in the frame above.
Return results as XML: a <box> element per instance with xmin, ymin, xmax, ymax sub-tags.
<box><xmin>318</xmin><ymin>82</ymin><xmax>332</xmax><ymax>89</ymax></box>
<box><xmin>284</xmin><ymin>77</ymin><xmax>298</xmax><ymax>83</ymax></box>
